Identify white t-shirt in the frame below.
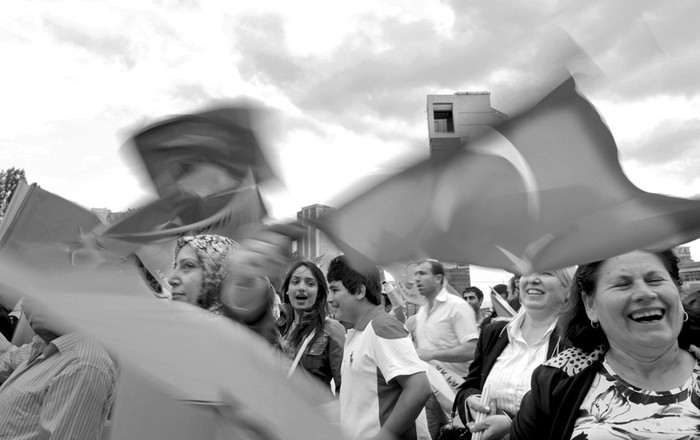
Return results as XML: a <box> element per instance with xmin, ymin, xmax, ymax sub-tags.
<box><xmin>341</xmin><ymin>306</ymin><xmax>430</xmax><ymax>440</ymax></box>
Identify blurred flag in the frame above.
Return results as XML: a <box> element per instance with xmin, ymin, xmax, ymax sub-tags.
<box><xmin>490</xmin><ymin>288</ymin><xmax>517</xmax><ymax>319</ymax></box>
<box><xmin>92</xmin><ymin>103</ymin><xmax>277</xmax><ymax>291</ymax></box>
<box><xmin>0</xmin><ymin>179</ymin><xmax>135</xmax><ymax>271</ymax></box>
<box><xmin>98</xmin><ymin>181</ymin><xmax>267</xmax><ymax>244</ymax></box>
<box><xmin>126</xmin><ymin>103</ymin><xmax>277</xmax><ymax>198</ymax></box>
<box><xmin>0</xmin><ymin>255</ymin><xmax>339</xmax><ymax>440</ymax></box>
<box><xmin>315</xmin><ymin>77</ymin><xmax>700</xmax><ymax>273</ymax></box>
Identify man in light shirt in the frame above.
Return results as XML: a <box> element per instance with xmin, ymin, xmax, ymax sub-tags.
<box><xmin>407</xmin><ymin>260</ymin><xmax>479</xmax><ymax>391</ymax></box>
<box><xmin>0</xmin><ymin>299</ymin><xmax>117</xmax><ymax>439</ymax></box>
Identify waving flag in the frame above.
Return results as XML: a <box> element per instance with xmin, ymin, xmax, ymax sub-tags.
<box><xmin>126</xmin><ymin>102</ymin><xmax>277</xmax><ymax>197</ymax></box>
<box><xmin>84</xmin><ymin>103</ymin><xmax>277</xmax><ymax>290</ymax></box>
<box><xmin>0</xmin><ymin>255</ymin><xmax>339</xmax><ymax>440</ymax></box>
<box><xmin>316</xmin><ymin>77</ymin><xmax>700</xmax><ymax>273</ymax></box>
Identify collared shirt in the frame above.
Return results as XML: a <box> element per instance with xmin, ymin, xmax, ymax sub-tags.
<box><xmin>0</xmin><ymin>333</ymin><xmax>117</xmax><ymax>440</ymax></box>
<box><xmin>341</xmin><ymin>306</ymin><xmax>430</xmax><ymax>440</ymax></box>
<box><xmin>482</xmin><ymin>311</ymin><xmax>557</xmax><ymax>416</ymax></box>
<box><xmin>407</xmin><ymin>286</ymin><xmax>479</xmax><ymax>379</ymax></box>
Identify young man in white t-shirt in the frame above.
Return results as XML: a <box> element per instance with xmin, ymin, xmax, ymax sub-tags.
<box><xmin>327</xmin><ymin>256</ymin><xmax>431</xmax><ymax>440</ymax></box>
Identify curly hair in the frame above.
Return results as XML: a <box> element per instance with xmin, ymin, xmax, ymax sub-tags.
<box><xmin>559</xmin><ymin>249</ymin><xmax>698</xmax><ymax>352</ymax></box>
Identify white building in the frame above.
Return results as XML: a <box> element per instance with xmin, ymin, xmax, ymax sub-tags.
<box><xmin>427</xmin><ymin>91</ymin><xmax>508</xmax><ymax>161</ymax></box>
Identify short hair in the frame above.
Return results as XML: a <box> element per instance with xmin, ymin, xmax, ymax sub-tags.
<box><xmin>559</xmin><ymin>249</ymin><xmax>697</xmax><ymax>352</ymax></box>
<box><xmin>463</xmin><ymin>286</ymin><xmax>483</xmax><ymax>301</ymax></box>
<box><xmin>327</xmin><ymin>255</ymin><xmax>382</xmax><ymax>305</ymax></box>
<box><xmin>417</xmin><ymin>259</ymin><xmax>445</xmax><ymax>277</ymax></box>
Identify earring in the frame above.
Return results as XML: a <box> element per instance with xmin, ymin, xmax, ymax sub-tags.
<box><xmin>683</xmin><ymin>311</ymin><xmax>689</xmax><ymax>322</ymax></box>
<box><xmin>590</xmin><ymin>320</ymin><xmax>599</xmax><ymax>329</ymax></box>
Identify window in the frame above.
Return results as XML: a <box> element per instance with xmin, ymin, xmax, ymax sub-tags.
<box><xmin>433</xmin><ymin>103</ymin><xmax>454</xmax><ymax>133</ymax></box>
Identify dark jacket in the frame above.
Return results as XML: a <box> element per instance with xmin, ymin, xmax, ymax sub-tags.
<box><xmin>276</xmin><ymin>304</ymin><xmax>345</xmax><ymax>393</ymax></box>
<box><xmin>510</xmin><ymin>360</ymin><xmax>601</xmax><ymax>440</ymax></box>
<box><xmin>511</xmin><ymin>346</ymin><xmax>700</xmax><ymax>439</ymax></box>
<box><xmin>455</xmin><ymin>319</ymin><xmax>566</xmax><ymax>424</ymax></box>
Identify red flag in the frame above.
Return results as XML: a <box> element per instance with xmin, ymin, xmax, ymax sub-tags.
<box><xmin>316</xmin><ymin>77</ymin><xmax>700</xmax><ymax>273</ymax></box>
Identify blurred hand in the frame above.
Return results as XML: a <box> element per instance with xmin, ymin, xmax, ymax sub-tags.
<box><xmin>220</xmin><ymin>228</ymin><xmax>291</xmax><ymax>322</ymax></box>
<box><xmin>469</xmin><ymin>414</ymin><xmax>511</xmax><ymax>440</ymax></box>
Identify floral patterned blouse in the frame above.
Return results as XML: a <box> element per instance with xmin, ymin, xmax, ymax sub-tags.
<box><xmin>571</xmin><ymin>357</ymin><xmax>700</xmax><ymax>440</ymax></box>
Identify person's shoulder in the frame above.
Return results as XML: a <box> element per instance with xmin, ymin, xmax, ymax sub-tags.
<box><xmin>480</xmin><ymin>319</ymin><xmax>509</xmax><ymax>338</ymax></box>
<box><xmin>542</xmin><ymin>346</ymin><xmax>605</xmax><ymax>377</ymax></box>
<box><xmin>443</xmin><ymin>293</ymin><xmax>468</xmax><ymax>307</ymax></box>
<box><xmin>369</xmin><ymin>312</ymin><xmax>409</xmax><ymax>340</ymax></box>
<box><xmin>68</xmin><ymin>335</ymin><xmax>116</xmax><ymax>371</ymax></box>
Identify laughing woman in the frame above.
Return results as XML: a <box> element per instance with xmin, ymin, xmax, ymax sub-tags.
<box><xmin>455</xmin><ymin>267</ymin><xmax>576</xmax><ymax>440</ymax></box>
<box><xmin>511</xmin><ymin>249</ymin><xmax>700</xmax><ymax>439</ymax></box>
<box><xmin>277</xmin><ymin>261</ymin><xmax>345</xmax><ymax>394</ymax></box>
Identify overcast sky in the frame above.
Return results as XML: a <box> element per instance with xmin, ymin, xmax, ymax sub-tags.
<box><xmin>2</xmin><ymin>0</ymin><xmax>699</xmax><ymax>289</ymax></box>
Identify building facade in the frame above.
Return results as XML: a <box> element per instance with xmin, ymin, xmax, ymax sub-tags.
<box><xmin>426</xmin><ymin>91</ymin><xmax>508</xmax><ymax>289</ymax></box>
<box><xmin>675</xmin><ymin>246</ymin><xmax>699</xmax><ymax>295</ymax></box>
<box><xmin>427</xmin><ymin>91</ymin><xmax>508</xmax><ymax>161</ymax></box>
<box><xmin>295</xmin><ymin>204</ymin><xmax>341</xmax><ymax>270</ymax></box>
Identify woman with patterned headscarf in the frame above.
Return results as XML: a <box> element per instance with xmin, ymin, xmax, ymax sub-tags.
<box><xmin>168</xmin><ymin>234</ymin><xmax>281</xmax><ymax>346</ymax></box>
<box><xmin>168</xmin><ymin>234</ymin><xmax>241</xmax><ymax>313</ymax></box>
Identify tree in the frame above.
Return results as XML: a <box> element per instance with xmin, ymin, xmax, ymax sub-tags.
<box><xmin>0</xmin><ymin>167</ymin><xmax>26</xmax><ymax>222</ymax></box>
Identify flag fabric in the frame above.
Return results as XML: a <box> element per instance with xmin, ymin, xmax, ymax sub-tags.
<box><xmin>93</xmin><ymin>103</ymin><xmax>277</xmax><ymax>291</ymax></box>
<box><xmin>315</xmin><ymin>77</ymin><xmax>700</xmax><ymax>273</ymax></box>
<box><xmin>490</xmin><ymin>289</ymin><xmax>517</xmax><ymax>319</ymax></box>
<box><xmin>0</xmin><ymin>180</ymin><xmax>136</xmax><ymax>271</ymax></box>
<box><xmin>125</xmin><ymin>103</ymin><xmax>277</xmax><ymax>198</ymax></box>
<box><xmin>0</xmin><ymin>256</ymin><xmax>340</xmax><ymax>440</ymax></box>
<box><xmin>98</xmin><ymin>183</ymin><xmax>267</xmax><ymax>244</ymax></box>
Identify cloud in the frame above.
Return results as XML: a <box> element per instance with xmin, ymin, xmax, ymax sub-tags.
<box><xmin>4</xmin><ymin>0</ymin><xmax>699</xmax><ymax>226</ymax></box>
<box><xmin>42</xmin><ymin>15</ymin><xmax>136</xmax><ymax>68</ymax></box>
<box><xmin>630</xmin><ymin>119</ymin><xmax>700</xmax><ymax>168</ymax></box>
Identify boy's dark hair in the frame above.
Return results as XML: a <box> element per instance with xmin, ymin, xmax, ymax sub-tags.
<box><xmin>327</xmin><ymin>255</ymin><xmax>382</xmax><ymax>305</ymax></box>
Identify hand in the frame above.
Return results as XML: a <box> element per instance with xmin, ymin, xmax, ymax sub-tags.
<box><xmin>415</xmin><ymin>348</ymin><xmax>433</xmax><ymax>362</ymax></box>
<box><xmin>220</xmin><ymin>229</ymin><xmax>291</xmax><ymax>321</ymax></box>
<box><xmin>466</xmin><ymin>394</ymin><xmax>492</xmax><ymax>419</ymax></box>
<box><xmin>468</xmin><ymin>414</ymin><xmax>511</xmax><ymax>440</ymax></box>
<box><xmin>232</xmin><ymin>228</ymin><xmax>292</xmax><ymax>280</ymax></box>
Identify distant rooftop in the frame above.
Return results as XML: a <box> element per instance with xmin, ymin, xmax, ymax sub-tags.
<box><xmin>454</xmin><ymin>91</ymin><xmax>490</xmax><ymax>95</ymax></box>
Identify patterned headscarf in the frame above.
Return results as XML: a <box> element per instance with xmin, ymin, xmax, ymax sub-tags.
<box><xmin>174</xmin><ymin>234</ymin><xmax>241</xmax><ymax>311</ymax></box>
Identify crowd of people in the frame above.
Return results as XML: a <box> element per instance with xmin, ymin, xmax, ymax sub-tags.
<box><xmin>0</xmin><ymin>230</ymin><xmax>699</xmax><ymax>440</ymax></box>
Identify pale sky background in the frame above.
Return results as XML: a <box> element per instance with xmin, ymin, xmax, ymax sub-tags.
<box><xmin>1</xmin><ymin>0</ymin><xmax>699</xmax><ymax>294</ymax></box>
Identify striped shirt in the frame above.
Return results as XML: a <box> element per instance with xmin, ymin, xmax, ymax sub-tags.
<box><xmin>0</xmin><ymin>333</ymin><xmax>117</xmax><ymax>440</ymax></box>
<box><xmin>481</xmin><ymin>312</ymin><xmax>556</xmax><ymax>416</ymax></box>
